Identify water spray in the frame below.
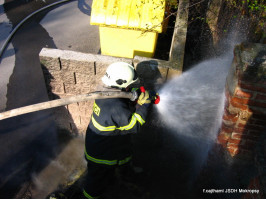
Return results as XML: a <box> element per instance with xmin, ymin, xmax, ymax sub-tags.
<box><xmin>154</xmin><ymin>53</ymin><xmax>233</xmax><ymax>187</ymax></box>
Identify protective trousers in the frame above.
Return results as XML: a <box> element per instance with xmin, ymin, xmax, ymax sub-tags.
<box><xmin>83</xmin><ymin>161</ymin><xmax>115</xmax><ymax>198</ymax></box>
<box><xmin>83</xmin><ymin>160</ymin><xmax>133</xmax><ymax>198</ymax></box>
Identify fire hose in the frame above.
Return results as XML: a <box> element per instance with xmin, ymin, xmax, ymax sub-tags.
<box><xmin>0</xmin><ymin>87</ymin><xmax>160</xmax><ymax>121</ymax></box>
<box><xmin>0</xmin><ymin>0</ymin><xmax>74</xmax><ymax>58</ymax></box>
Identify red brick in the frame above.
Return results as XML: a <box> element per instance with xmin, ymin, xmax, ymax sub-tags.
<box><xmin>217</xmin><ymin>136</ymin><xmax>228</xmax><ymax>147</ymax></box>
<box><xmin>249</xmin><ymin>100</ymin><xmax>266</xmax><ymax>108</ymax></box>
<box><xmin>248</xmin><ymin>130</ymin><xmax>263</xmax><ymax>137</ymax></box>
<box><xmin>231</xmin><ymin>96</ymin><xmax>249</xmax><ymax>105</ymax></box>
<box><xmin>247</xmin><ymin>138</ymin><xmax>258</xmax><ymax>145</ymax></box>
<box><xmin>223</xmin><ymin>109</ymin><xmax>238</xmax><ymax>122</ymax></box>
<box><xmin>244</xmin><ymin>124</ymin><xmax>265</xmax><ymax>131</ymax></box>
<box><xmin>221</xmin><ymin>123</ymin><xmax>234</xmax><ymax>133</ymax></box>
<box><xmin>241</xmin><ymin>140</ymin><xmax>257</xmax><ymax>149</ymax></box>
<box><xmin>253</xmin><ymin>119</ymin><xmax>266</xmax><ymax>126</ymax></box>
<box><xmin>239</xmin><ymin>148</ymin><xmax>253</xmax><ymax>157</ymax></box>
<box><xmin>248</xmin><ymin>118</ymin><xmax>257</xmax><ymax>124</ymax></box>
<box><xmin>230</xmin><ymin>100</ymin><xmax>248</xmax><ymax>110</ymax></box>
<box><xmin>246</xmin><ymin>118</ymin><xmax>266</xmax><ymax>127</ymax></box>
<box><xmin>223</xmin><ymin>119</ymin><xmax>236</xmax><ymax>127</ymax></box>
<box><xmin>231</xmin><ymin>130</ymin><xmax>258</xmax><ymax>140</ymax></box>
<box><xmin>255</xmin><ymin>93</ymin><xmax>266</xmax><ymax>101</ymax></box>
<box><xmin>242</xmin><ymin>134</ymin><xmax>259</xmax><ymax>140</ymax></box>
<box><xmin>228</xmin><ymin>138</ymin><xmax>242</xmax><ymax>145</ymax></box>
<box><xmin>238</xmin><ymin>122</ymin><xmax>264</xmax><ymax>131</ymax></box>
<box><xmin>234</xmin><ymin>127</ymin><xmax>245</xmax><ymax>133</ymax></box>
<box><xmin>239</xmin><ymin>82</ymin><xmax>266</xmax><ymax>93</ymax></box>
<box><xmin>238</xmin><ymin>123</ymin><xmax>246</xmax><ymax>128</ymax></box>
<box><xmin>231</xmin><ymin>132</ymin><xmax>243</xmax><ymax>139</ymax></box>
<box><xmin>235</xmin><ymin>88</ymin><xmax>254</xmax><ymax>98</ymax></box>
<box><xmin>217</xmin><ymin>132</ymin><xmax>230</xmax><ymax>142</ymax></box>
<box><xmin>227</xmin><ymin>142</ymin><xmax>239</xmax><ymax>148</ymax></box>
<box><xmin>227</xmin><ymin>146</ymin><xmax>240</xmax><ymax>156</ymax></box>
<box><xmin>252</xmin><ymin>113</ymin><xmax>266</xmax><ymax>120</ymax></box>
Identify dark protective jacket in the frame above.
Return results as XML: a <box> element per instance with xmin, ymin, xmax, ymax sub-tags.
<box><xmin>85</xmin><ymin>98</ymin><xmax>149</xmax><ymax>166</ymax></box>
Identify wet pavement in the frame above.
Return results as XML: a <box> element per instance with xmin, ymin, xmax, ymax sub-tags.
<box><xmin>0</xmin><ymin>0</ymin><xmax>99</xmax><ymax>198</ymax></box>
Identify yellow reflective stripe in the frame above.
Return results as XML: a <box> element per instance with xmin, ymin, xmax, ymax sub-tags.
<box><xmin>118</xmin><ymin>156</ymin><xmax>132</xmax><ymax>165</ymax></box>
<box><xmin>117</xmin><ymin>114</ymin><xmax>137</xmax><ymax>131</ymax></box>
<box><xmin>92</xmin><ymin>116</ymin><xmax>116</xmax><ymax>131</ymax></box>
<box><xmin>92</xmin><ymin>113</ymin><xmax>145</xmax><ymax>132</ymax></box>
<box><xmin>83</xmin><ymin>189</ymin><xmax>98</xmax><ymax>199</ymax></box>
<box><xmin>85</xmin><ymin>149</ymin><xmax>132</xmax><ymax>166</ymax></box>
<box><xmin>134</xmin><ymin>113</ymin><xmax>145</xmax><ymax>125</ymax></box>
<box><xmin>85</xmin><ymin>150</ymin><xmax>117</xmax><ymax>165</ymax></box>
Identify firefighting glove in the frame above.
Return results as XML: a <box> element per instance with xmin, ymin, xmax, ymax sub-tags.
<box><xmin>137</xmin><ymin>91</ymin><xmax>151</xmax><ymax>106</ymax></box>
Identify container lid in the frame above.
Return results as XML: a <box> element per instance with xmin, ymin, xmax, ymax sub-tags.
<box><xmin>90</xmin><ymin>0</ymin><xmax>166</xmax><ymax>33</ymax></box>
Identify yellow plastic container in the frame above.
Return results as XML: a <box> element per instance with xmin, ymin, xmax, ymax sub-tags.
<box><xmin>90</xmin><ymin>0</ymin><xmax>166</xmax><ymax>58</ymax></box>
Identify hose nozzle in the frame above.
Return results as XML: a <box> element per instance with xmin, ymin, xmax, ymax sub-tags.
<box><xmin>139</xmin><ymin>86</ymin><xmax>160</xmax><ymax>104</ymax></box>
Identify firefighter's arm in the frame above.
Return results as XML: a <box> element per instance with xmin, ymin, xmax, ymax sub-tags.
<box><xmin>113</xmin><ymin>92</ymin><xmax>151</xmax><ymax>135</ymax></box>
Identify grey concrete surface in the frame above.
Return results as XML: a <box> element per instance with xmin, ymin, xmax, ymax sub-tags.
<box><xmin>40</xmin><ymin>0</ymin><xmax>99</xmax><ymax>53</ymax></box>
<box><xmin>0</xmin><ymin>0</ymin><xmax>15</xmax><ymax>111</ymax></box>
<box><xmin>0</xmin><ymin>0</ymin><xmax>99</xmax><ymax>198</ymax></box>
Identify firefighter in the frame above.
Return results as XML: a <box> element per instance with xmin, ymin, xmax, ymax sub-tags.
<box><xmin>83</xmin><ymin>62</ymin><xmax>151</xmax><ymax>198</ymax></box>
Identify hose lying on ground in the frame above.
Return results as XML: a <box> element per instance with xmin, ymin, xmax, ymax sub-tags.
<box><xmin>0</xmin><ymin>0</ymin><xmax>73</xmax><ymax>58</ymax></box>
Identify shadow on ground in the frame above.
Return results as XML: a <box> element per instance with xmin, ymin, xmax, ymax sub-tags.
<box><xmin>44</xmin><ymin>107</ymin><xmax>257</xmax><ymax>199</ymax></box>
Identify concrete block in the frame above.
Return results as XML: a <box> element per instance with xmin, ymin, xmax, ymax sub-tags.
<box><xmin>40</xmin><ymin>56</ymin><xmax>61</xmax><ymax>71</ymax></box>
<box><xmin>78</xmin><ymin>101</ymin><xmax>93</xmax><ymax>117</ymax></box>
<box><xmin>68</xmin><ymin>103</ymin><xmax>80</xmax><ymax>113</ymax></box>
<box><xmin>72</xmin><ymin>115</ymin><xmax>82</xmax><ymax>126</ymax></box>
<box><xmin>39</xmin><ymin>48</ymin><xmax>62</xmax><ymax>71</ymax></box>
<box><xmin>92</xmin><ymin>54</ymin><xmax>132</xmax><ymax>65</ymax></box>
<box><xmin>49</xmin><ymin>70</ymin><xmax>76</xmax><ymax>84</ymax></box>
<box><xmin>167</xmin><ymin>67</ymin><xmax>182</xmax><ymax>80</ymax></box>
<box><xmin>59</xmin><ymin>49</ymin><xmax>132</xmax><ymax>72</ymax></box>
<box><xmin>50</xmin><ymin>82</ymin><xmax>65</xmax><ymax>94</ymax></box>
<box><xmin>80</xmin><ymin>116</ymin><xmax>91</xmax><ymax>127</ymax></box>
<box><xmin>64</xmin><ymin>83</ymin><xmax>96</xmax><ymax>95</ymax></box>
<box><xmin>95</xmin><ymin>62</ymin><xmax>109</xmax><ymax>79</ymax></box>
<box><xmin>60</xmin><ymin>59</ymin><xmax>95</xmax><ymax>74</ymax></box>
<box><xmin>75</xmin><ymin>72</ymin><xmax>97</xmax><ymax>85</ymax></box>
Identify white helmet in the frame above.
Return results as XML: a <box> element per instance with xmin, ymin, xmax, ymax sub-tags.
<box><xmin>102</xmin><ymin>62</ymin><xmax>139</xmax><ymax>88</ymax></box>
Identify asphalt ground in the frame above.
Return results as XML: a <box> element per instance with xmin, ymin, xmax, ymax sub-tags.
<box><xmin>0</xmin><ymin>0</ymin><xmax>99</xmax><ymax>198</ymax></box>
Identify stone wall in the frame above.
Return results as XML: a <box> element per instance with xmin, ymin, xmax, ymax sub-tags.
<box><xmin>39</xmin><ymin>48</ymin><xmax>178</xmax><ymax>136</ymax></box>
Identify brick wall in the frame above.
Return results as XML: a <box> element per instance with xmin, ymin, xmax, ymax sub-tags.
<box><xmin>39</xmin><ymin>48</ymin><xmax>176</xmax><ymax>136</ymax></box>
<box><xmin>217</xmin><ymin>42</ymin><xmax>266</xmax><ymax>158</ymax></box>
<box><xmin>217</xmin><ymin>42</ymin><xmax>265</xmax><ymax>197</ymax></box>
